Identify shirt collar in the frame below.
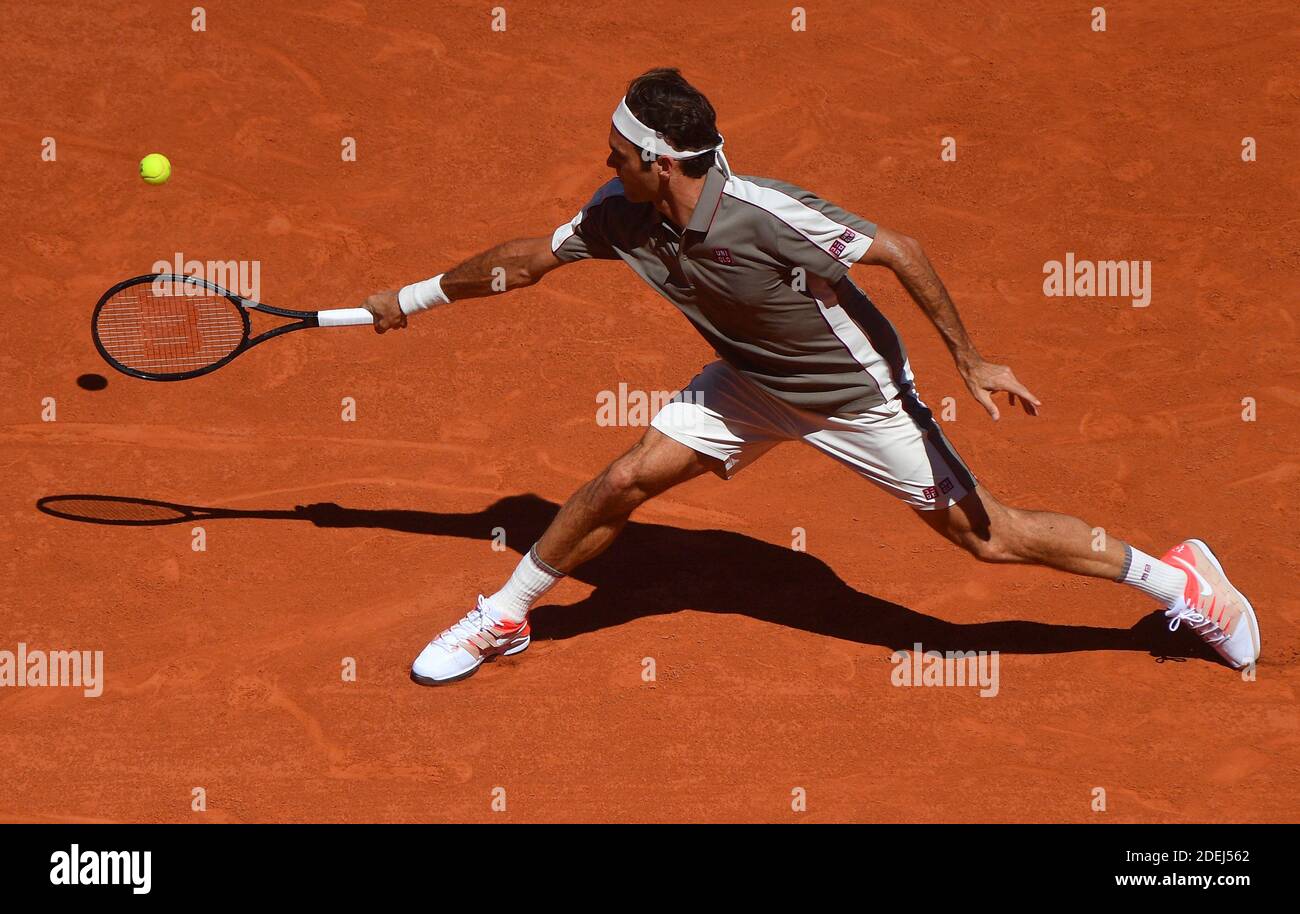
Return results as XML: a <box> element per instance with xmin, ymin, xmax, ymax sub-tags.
<box><xmin>685</xmin><ymin>166</ymin><xmax>728</xmax><ymax>234</ymax></box>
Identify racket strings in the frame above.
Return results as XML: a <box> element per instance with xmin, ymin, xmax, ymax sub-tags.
<box><xmin>95</xmin><ymin>281</ymin><xmax>245</xmax><ymax>376</ymax></box>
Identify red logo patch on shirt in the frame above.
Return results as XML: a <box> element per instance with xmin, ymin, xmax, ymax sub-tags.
<box><xmin>829</xmin><ymin>239</ymin><xmax>846</xmax><ymax>257</ymax></box>
<box><xmin>839</xmin><ymin>228</ymin><xmax>857</xmax><ymax>243</ymax></box>
<box><xmin>923</xmin><ymin>486</ymin><xmax>937</xmax><ymax>501</ymax></box>
<box><xmin>713</xmin><ymin>248</ymin><xmax>734</xmax><ymax>264</ymax></box>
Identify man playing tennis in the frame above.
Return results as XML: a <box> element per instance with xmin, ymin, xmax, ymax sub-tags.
<box><xmin>362</xmin><ymin>68</ymin><xmax>1260</xmax><ymax>685</ymax></box>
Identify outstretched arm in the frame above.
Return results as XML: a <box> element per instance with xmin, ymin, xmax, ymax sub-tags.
<box><xmin>361</xmin><ymin>235</ymin><xmax>563</xmax><ymax>333</ymax></box>
<box><xmin>858</xmin><ymin>226</ymin><xmax>1041</xmax><ymax>420</ymax></box>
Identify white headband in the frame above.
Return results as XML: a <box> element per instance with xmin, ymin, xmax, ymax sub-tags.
<box><xmin>612</xmin><ymin>97</ymin><xmax>731</xmax><ymax>177</ymax></box>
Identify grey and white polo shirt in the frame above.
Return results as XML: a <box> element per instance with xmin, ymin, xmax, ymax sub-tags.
<box><xmin>550</xmin><ymin>167</ymin><xmax>917</xmax><ymax>416</ymax></box>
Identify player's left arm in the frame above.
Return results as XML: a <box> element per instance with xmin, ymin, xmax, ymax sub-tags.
<box><xmin>858</xmin><ymin>226</ymin><xmax>1041</xmax><ymax>420</ymax></box>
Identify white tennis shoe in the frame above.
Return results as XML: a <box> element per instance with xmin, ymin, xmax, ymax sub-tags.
<box><xmin>410</xmin><ymin>596</ymin><xmax>531</xmax><ymax>685</ymax></box>
<box><xmin>1160</xmin><ymin>539</ymin><xmax>1260</xmax><ymax>670</ymax></box>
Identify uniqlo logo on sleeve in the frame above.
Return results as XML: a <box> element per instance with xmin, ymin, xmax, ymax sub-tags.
<box><xmin>839</xmin><ymin>228</ymin><xmax>857</xmax><ymax>243</ymax></box>
<box><xmin>922</xmin><ymin>485</ymin><xmax>937</xmax><ymax>501</ymax></box>
<box><xmin>939</xmin><ymin>478</ymin><xmax>953</xmax><ymax>494</ymax></box>
<box><xmin>829</xmin><ymin>239</ymin><xmax>846</xmax><ymax>257</ymax></box>
<box><xmin>713</xmin><ymin>248</ymin><xmax>733</xmax><ymax>264</ymax></box>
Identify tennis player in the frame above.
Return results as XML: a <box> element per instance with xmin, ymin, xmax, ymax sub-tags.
<box><xmin>362</xmin><ymin>68</ymin><xmax>1260</xmax><ymax>685</ymax></box>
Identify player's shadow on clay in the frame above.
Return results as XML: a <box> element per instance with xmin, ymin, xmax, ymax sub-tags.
<box><xmin>36</xmin><ymin>492</ymin><xmax>1216</xmax><ymax>664</ymax></box>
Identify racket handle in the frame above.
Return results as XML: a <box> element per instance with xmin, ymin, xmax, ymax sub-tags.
<box><xmin>316</xmin><ymin>307</ymin><xmax>375</xmax><ymax>327</ymax></box>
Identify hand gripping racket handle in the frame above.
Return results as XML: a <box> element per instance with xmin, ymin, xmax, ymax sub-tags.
<box><xmin>316</xmin><ymin>307</ymin><xmax>376</xmax><ymax>327</ymax></box>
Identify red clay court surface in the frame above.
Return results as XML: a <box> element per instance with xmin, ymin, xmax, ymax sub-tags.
<box><xmin>2</xmin><ymin>1</ymin><xmax>1297</xmax><ymax>822</ymax></box>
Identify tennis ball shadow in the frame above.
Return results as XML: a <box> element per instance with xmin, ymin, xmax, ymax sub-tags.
<box><xmin>77</xmin><ymin>373</ymin><xmax>108</xmax><ymax>391</ymax></box>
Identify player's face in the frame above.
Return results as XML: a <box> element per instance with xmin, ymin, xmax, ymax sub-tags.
<box><xmin>607</xmin><ymin>128</ymin><xmax>660</xmax><ymax>202</ymax></box>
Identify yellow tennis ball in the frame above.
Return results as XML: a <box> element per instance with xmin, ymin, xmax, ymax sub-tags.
<box><xmin>139</xmin><ymin>153</ymin><xmax>171</xmax><ymax>185</ymax></box>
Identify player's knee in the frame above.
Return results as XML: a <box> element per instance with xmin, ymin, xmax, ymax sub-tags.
<box><xmin>595</xmin><ymin>457</ymin><xmax>651</xmax><ymax>509</ymax></box>
<box><xmin>945</xmin><ymin>493</ymin><xmax>1028</xmax><ymax>563</ymax></box>
<box><xmin>958</xmin><ymin>523</ymin><xmax>1021</xmax><ymax>563</ymax></box>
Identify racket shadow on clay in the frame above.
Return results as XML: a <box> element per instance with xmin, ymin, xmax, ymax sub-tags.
<box><xmin>36</xmin><ymin>494</ymin><xmax>309</xmax><ymax>527</ymax></box>
<box><xmin>35</xmin><ymin>492</ymin><xmax>1219</xmax><ymax>665</ymax></box>
<box><xmin>35</xmin><ymin>495</ymin><xmax>485</xmax><ymax>532</ymax></box>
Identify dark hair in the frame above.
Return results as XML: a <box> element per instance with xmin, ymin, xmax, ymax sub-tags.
<box><xmin>625</xmin><ymin>68</ymin><xmax>720</xmax><ymax>179</ymax></box>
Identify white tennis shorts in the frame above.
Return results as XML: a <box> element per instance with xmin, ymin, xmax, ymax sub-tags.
<box><xmin>650</xmin><ymin>360</ymin><xmax>976</xmax><ymax>510</ymax></box>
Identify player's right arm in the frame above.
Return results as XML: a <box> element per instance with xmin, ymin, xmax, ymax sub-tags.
<box><xmin>361</xmin><ymin>236</ymin><xmax>563</xmax><ymax>333</ymax></box>
<box><xmin>363</xmin><ymin>179</ymin><xmax>624</xmax><ymax>333</ymax></box>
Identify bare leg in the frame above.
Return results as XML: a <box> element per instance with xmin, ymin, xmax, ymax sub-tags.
<box><xmin>535</xmin><ymin>427</ymin><xmax>716</xmax><ymax>573</ymax></box>
<box><xmin>915</xmin><ymin>486</ymin><xmax>1127</xmax><ymax>579</ymax></box>
<box><xmin>412</xmin><ymin>430</ymin><xmax>721</xmax><ymax>683</ymax></box>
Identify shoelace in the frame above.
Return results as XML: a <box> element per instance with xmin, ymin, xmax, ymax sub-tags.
<box><xmin>1164</xmin><ymin>600</ymin><xmax>1227</xmax><ymax>646</ymax></box>
<box><xmin>433</xmin><ymin>596</ymin><xmax>492</xmax><ymax>653</ymax></box>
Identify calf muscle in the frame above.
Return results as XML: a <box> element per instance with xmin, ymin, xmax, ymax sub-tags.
<box><xmin>535</xmin><ymin>429</ymin><xmax>713</xmax><ymax>572</ymax></box>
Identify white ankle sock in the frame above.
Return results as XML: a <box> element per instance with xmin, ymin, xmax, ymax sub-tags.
<box><xmin>1119</xmin><ymin>545</ymin><xmax>1187</xmax><ymax>606</ymax></box>
<box><xmin>484</xmin><ymin>545</ymin><xmax>564</xmax><ymax>622</ymax></box>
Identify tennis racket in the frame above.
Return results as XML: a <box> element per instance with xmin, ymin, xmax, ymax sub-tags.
<box><xmin>92</xmin><ymin>273</ymin><xmax>384</xmax><ymax>381</ymax></box>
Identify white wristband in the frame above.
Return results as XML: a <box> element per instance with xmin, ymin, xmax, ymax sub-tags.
<box><xmin>398</xmin><ymin>274</ymin><xmax>451</xmax><ymax>315</ymax></box>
